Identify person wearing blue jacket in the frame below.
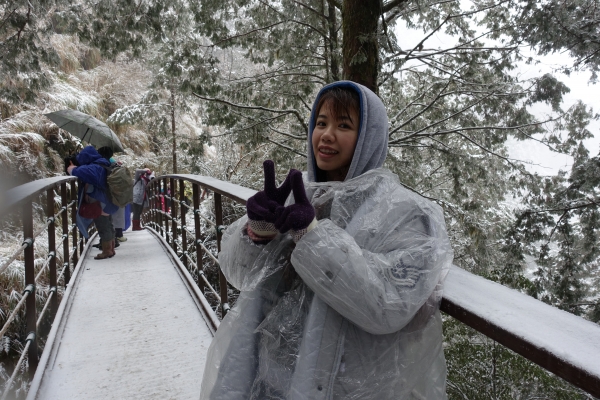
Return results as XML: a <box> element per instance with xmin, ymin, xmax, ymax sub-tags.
<box><xmin>67</xmin><ymin>146</ymin><xmax>119</xmax><ymax>259</ymax></box>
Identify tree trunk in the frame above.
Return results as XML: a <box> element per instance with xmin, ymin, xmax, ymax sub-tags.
<box><xmin>327</xmin><ymin>0</ymin><xmax>340</xmax><ymax>82</ymax></box>
<box><xmin>171</xmin><ymin>87</ymin><xmax>177</xmax><ymax>174</ymax></box>
<box><xmin>342</xmin><ymin>0</ymin><xmax>381</xmax><ymax>93</ymax></box>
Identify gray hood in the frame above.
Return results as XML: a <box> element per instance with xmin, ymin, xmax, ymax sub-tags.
<box><xmin>307</xmin><ymin>81</ymin><xmax>389</xmax><ymax>182</ymax></box>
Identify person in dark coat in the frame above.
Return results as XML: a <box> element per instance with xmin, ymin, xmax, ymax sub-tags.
<box><xmin>67</xmin><ymin>146</ymin><xmax>118</xmax><ymax>259</ymax></box>
<box><xmin>97</xmin><ymin>146</ymin><xmax>128</xmax><ymax>246</ymax></box>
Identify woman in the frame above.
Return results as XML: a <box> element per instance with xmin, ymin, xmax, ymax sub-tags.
<box><xmin>201</xmin><ymin>81</ymin><xmax>453</xmax><ymax>399</ymax></box>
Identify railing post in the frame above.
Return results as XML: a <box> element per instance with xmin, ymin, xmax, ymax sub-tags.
<box><xmin>163</xmin><ymin>179</ymin><xmax>170</xmax><ymax>243</ymax></box>
<box><xmin>179</xmin><ymin>180</ymin><xmax>188</xmax><ymax>268</ymax></box>
<box><xmin>158</xmin><ymin>179</ymin><xmax>164</xmax><ymax>238</ymax></box>
<box><xmin>192</xmin><ymin>184</ymin><xmax>204</xmax><ymax>290</ymax></box>
<box><xmin>46</xmin><ymin>189</ymin><xmax>58</xmax><ymax>319</ymax></box>
<box><xmin>61</xmin><ymin>183</ymin><xmax>71</xmax><ymax>285</ymax></box>
<box><xmin>152</xmin><ymin>180</ymin><xmax>158</xmax><ymax>229</ymax></box>
<box><xmin>69</xmin><ymin>180</ymin><xmax>78</xmax><ymax>268</ymax></box>
<box><xmin>214</xmin><ymin>193</ymin><xmax>229</xmax><ymax>316</ymax></box>
<box><xmin>170</xmin><ymin>178</ymin><xmax>177</xmax><ymax>254</ymax></box>
<box><xmin>23</xmin><ymin>200</ymin><xmax>38</xmax><ymax>379</ymax></box>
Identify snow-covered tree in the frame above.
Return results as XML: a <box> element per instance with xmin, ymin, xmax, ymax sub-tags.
<box><xmin>105</xmin><ymin>1</ymin><xmax>219</xmax><ymax>174</ymax></box>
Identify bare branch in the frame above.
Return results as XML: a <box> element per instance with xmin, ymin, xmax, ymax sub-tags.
<box><xmin>192</xmin><ymin>92</ymin><xmax>308</xmax><ymax>131</ymax></box>
<box><xmin>256</xmin><ymin>0</ymin><xmax>329</xmax><ymax>40</ymax></box>
<box><xmin>268</xmin><ymin>126</ymin><xmax>306</xmax><ymax>140</ymax></box>
<box><xmin>390</xmin><ymin>79</ymin><xmax>453</xmax><ymax>135</ymax></box>
<box><xmin>266</xmin><ymin>138</ymin><xmax>307</xmax><ymax>157</ymax></box>
<box><xmin>382</xmin><ymin>0</ymin><xmax>410</xmax><ymax>14</ymax></box>
<box><xmin>206</xmin><ymin>21</ymin><xmax>286</xmax><ymax>47</ymax></box>
<box><xmin>390</xmin><ymin>120</ymin><xmax>549</xmax><ymax>145</ymax></box>
<box><xmin>292</xmin><ymin>0</ymin><xmax>324</xmax><ymax>18</ymax></box>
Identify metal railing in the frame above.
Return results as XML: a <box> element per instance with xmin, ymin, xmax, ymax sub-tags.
<box><xmin>144</xmin><ymin>174</ymin><xmax>600</xmax><ymax>399</ymax></box>
<box><xmin>0</xmin><ymin>177</ymin><xmax>91</xmax><ymax>399</ymax></box>
<box><xmin>144</xmin><ymin>175</ymin><xmax>255</xmax><ymax>317</ymax></box>
<box><xmin>2</xmin><ymin>174</ymin><xmax>598</xmax><ymax>398</ymax></box>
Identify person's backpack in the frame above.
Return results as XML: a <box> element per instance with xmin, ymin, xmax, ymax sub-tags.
<box><xmin>102</xmin><ymin>164</ymin><xmax>134</xmax><ymax>207</ymax></box>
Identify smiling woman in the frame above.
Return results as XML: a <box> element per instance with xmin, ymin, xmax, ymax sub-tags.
<box><xmin>311</xmin><ymin>87</ymin><xmax>360</xmax><ymax>182</ymax></box>
<box><xmin>201</xmin><ymin>81</ymin><xmax>454</xmax><ymax>400</ymax></box>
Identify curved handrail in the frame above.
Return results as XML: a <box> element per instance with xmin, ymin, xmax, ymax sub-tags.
<box><xmin>159</xmin><ymin>174</ymin><xmax>256</xmax><ymax>204</ymax></box>
<box><xmin>0</xmin><ymin>176</ymin><xmax>77</xmax><ymax>217</ymax></box>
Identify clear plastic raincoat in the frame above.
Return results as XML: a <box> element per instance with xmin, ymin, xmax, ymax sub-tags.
<box><xmin>201</xmin><ymin>81</ymin><xmax>453</xmax><ymax>400</ymax></box>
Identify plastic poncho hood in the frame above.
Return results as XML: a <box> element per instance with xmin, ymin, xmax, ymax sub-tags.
<box><xmin>307</xmin><ymin>81</ymin><xmax>389</xmax><ymax>182</ymax></box>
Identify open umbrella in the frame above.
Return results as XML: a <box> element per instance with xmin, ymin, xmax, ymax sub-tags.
<box><xmin>45</xmin><ymin>109</ymin><xmax>124</xmax><ymax>152</ymax></box>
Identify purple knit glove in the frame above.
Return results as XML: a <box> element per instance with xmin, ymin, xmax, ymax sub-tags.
<box><xmin>246</xmin><ymin>160</ymin><xmax>297</xmax><ymax>223</ymax></box>
<box><xmin>274</xmin><ymin>172</ymin><xmax>316</xmax><ymax>239</ymax></box>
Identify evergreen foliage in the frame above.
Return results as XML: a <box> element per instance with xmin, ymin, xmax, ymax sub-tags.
<box><xmin>1</xmin><ymin>0</ymin><xmax>600</xmax><ymax>398</ymax></box>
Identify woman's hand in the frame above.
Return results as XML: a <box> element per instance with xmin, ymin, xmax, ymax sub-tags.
<box><xmin>246</xmin><ymin>160</ymin><xmax>298</xmax><ymax>223</ymax></box>
<box><xmin>274</xmin><ymin>171</ymin><xmax>317</xmax><ymax>242</ymax></box>
<box><xmin>245</xmin><ymin>160</ymin><xmax>301</xmax><ymax>243</ymax></box>
<box><xmin>67</xmin><ymin>161</ymin><xmax>76</xmax><ymax>175</ymax></box>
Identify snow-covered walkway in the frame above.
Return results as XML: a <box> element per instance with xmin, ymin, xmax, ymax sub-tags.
<box><xmin>27</xmin><ymin>229</ymin><xmax>216</xmax><ymax>400</ymax></box>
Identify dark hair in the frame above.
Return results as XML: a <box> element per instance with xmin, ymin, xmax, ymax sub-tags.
<box><xmin>314</xmin><ymin>87</ymin><xmax>360</xmax><ymax>127</ymax></box>
<box><xmin>63</xmin><ymin>153</ymin><xmax>79</xmax><ymax>174</ymax></box>
<box><xmin>97</xmin><ymin>146</ymin><xmax>114</xmax><ymax>160</ymax></box>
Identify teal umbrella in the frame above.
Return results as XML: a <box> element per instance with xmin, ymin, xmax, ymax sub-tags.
<box><xmin>45</xmin><ymin>109</ymin><xmax>124</xmax><ymax>152</ymax></box>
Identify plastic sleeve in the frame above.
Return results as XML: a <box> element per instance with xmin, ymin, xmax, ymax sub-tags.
<box><xmin>291</xmin><ymin>217</ymin><xmax>451</xmax><ymax>335</ymax></box>
<box><xmin>218</xmin><ymin>215</ymin><xmax>269</xmax><ymax>290</ymax></box>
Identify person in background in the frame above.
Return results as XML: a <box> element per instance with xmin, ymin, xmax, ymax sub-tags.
<box><xmin>132</xmin><ymin>167</ymin><xmax>153</xmax><ymax>231</ymax></box>
<box><xmin>67</xmin><ymin>146</ymin><xmax>118</xmax><ymax>260</ymax></box>
<box><xmin>201</xmin><ymin>81</ymin><xmax>453</xmax><ymax>399</ymax></box>
<box><xmin>97</xmin><ymin>147</ymin><xmax>127</xmax><ymax>246</ymax></box>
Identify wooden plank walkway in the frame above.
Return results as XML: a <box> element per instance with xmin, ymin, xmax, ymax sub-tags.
<box><xmin>27</xmin><ymin>229</ymin><xmax>216</xmax><ymax>400</ymax></box>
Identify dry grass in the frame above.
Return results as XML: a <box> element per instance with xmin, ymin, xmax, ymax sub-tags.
<box><xmin>50</xmin><ymin>35</ymin><xmax>81</xmax><ymax>74</ymax></box>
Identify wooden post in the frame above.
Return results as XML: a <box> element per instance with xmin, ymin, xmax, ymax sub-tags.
<box><xmin>170</xmin><ymin>178</ymin><xmax>177</xmax><ymax>253</ymax></box>
<box><xmin>180</xmin><ymin>180</ymin><xmax>188</xmax><ymax>268</ymax></box>
<box><xmin>61</xmin><ymin>184</ymin><xmax>71</xmax><ymax>285</ymax></box>
<box><xmin>46</xmin><ymin>189</ymin><xmax>58</xmax><ymax>319</ymax></box>
<box><xmin>164</xmin><ymin>179</ymin><xmax>170</xmax><ymax>244</ymax></box>
<box><xmin>69</xmin><ymin>181</ymin><xmax>78</xmax><ymax>268</ymax></box>
<box><xmin>192</xmin><ymin>184</ymin><xmax>204</xmax><ymax>289</ymax></box>
<box><xmin>23</xmin><ymin>200</ymin><xmax>38</xmax><ymax>378</ymax></box>
<box><xmin>214</xmin><ymin>193</ymin><xmax>228</xmax><ymax>315</ymax></box>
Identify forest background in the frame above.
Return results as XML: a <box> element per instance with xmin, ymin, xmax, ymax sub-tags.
<box><xmin>1</xmin><ymin>0</ymin><xmax>600</xmax><ymax>398</ymax></box>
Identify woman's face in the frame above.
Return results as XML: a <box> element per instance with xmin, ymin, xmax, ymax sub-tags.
<box><xmin>312</xmin><ymin>101</ymin><xmax>359</xmax><ymax>181</ymax></box>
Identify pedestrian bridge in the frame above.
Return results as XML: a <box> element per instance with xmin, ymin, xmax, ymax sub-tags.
<box><xmin>28</xmin><ymin>229</ymin><xmax>215</xmax><ymax>399</ymax></box>
<box><xmin>1</xmin><ymin>174</ymin><xmax>599</xmax><ymax>399</ymax></box>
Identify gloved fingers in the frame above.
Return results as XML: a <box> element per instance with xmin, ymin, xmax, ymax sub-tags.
<box><xmin>274</xmin><ymin>206</ymin><xmax>294</xmax><ymax>233</ymax></box>
<box><xmin>291</xmin><ymin>171</ymin><xmax>310</xmax><ymax>204</ymax></box>
<box><xmin>246</xmin><ymin>197</ymin><xmax>271</xmax><ymax>221</ymax></box>
<box><xmin>274</xmin><ymin>168</ymin><xmax>297</xmax><ymax>202</ymax></box>
<box><xmin>247</xmin><ymin>192</ymin><xmax>276</xmax><ymax>220</ymax></box>
<box><xmin>262</xmin><ymin>160</ymin><xmax>277</xmax><ymax>194</ymax></box>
